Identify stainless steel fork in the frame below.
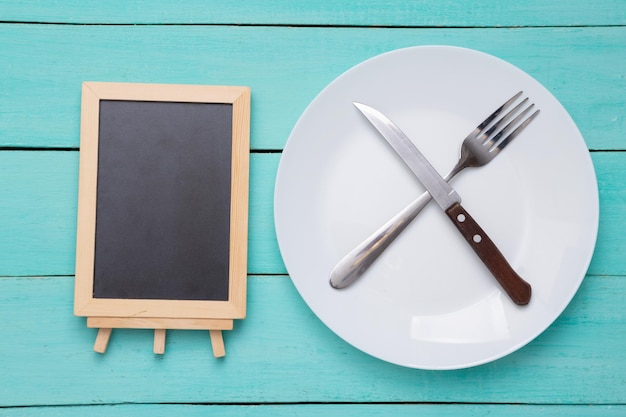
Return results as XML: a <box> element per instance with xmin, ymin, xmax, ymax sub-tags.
<box><xmin>330</xmin><ymin>92</ymin><xmax>540</xmax><ymax>289</ymax></box>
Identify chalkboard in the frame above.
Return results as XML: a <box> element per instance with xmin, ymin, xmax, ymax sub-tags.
<box><xmin>74</xmin><ymin>82</ymin><xmax>250</xmax><ymax>355</ymax></box>
<box><xmin>94</xmin><ymin>100</ymin><xmax>232</xmax><ymax>301</ymax></box>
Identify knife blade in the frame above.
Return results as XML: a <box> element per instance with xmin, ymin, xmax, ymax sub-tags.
<box><xmin>353</xmin><ymin>102</ymin><xmax>531</xmax><ymax>305</ymax></box>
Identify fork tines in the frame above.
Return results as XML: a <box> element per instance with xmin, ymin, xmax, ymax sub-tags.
<box><xmin>478</xmin><ymin>91</ymin><xmax>540</xmax><ymax>152</ymax></box>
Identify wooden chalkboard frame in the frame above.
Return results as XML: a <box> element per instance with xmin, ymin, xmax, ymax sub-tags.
<box><xmin>74</xmin><ymin>82</ymin><xmax>250</xmax><ymax>356</ymax></box>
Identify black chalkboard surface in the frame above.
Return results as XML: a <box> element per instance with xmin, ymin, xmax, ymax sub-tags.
<box><xmin>74</xmin><ymin>82</ymin><xmax>250</xmax><ymax>356</ymax></box>
<box><xmin>94</xmin><ymin>100</ymin><xmax>232</xmax><ymax>301</ymax></box>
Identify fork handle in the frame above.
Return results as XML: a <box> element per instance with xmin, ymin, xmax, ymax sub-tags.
<box><xmin>329</xmin><ymin>190</ymin><xmax>433</xmax><ymax>289</ymax></box>
<box><xmin>445</xmin><ymin>202</ymin><xmax>531</xmax><ymax>305</ymax></box>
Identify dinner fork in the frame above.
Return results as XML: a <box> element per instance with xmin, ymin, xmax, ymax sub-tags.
<box><xmin>330</xmin><ymin>91</ymin><xmax>540</xmax><ymax>289</ymax></box>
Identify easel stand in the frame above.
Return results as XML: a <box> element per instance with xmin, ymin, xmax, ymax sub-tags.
<box><xmin>86</xmin><ymin>317</ymin><xmax>233</xmax><ymax>357</ymax></box>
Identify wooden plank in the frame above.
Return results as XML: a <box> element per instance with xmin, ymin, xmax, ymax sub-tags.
<box><xmin>0</xmin><ymin>275</ymin><xmax>623</xmax><ymax>407</ymax></box>
<box><xmin>1</xmin><ymin>0</ymin><xmax>624</xmax><ymax>26</ymax></box>
<box><xmin>0</xmin><ymin>151</ymin><xmax>78</xmax><ymax>276</ymax></box>
<box><xmin>0</xmin><ymin>151</ymin><xmax>285</xmax><ymax>276</ymax></box>
<box><xmin>0</xmin><ymin>24</ymin><xmax>624</xmax><ymax>150</ymax></box>
<box><xmin>0</xmin><ymin>404</ymin><xmax>624</xmax><ymax>417</ymax></box>
<box><xmin>587</xmin><ymin>151</ymin><xmax>626</xmax><ymax>275</ymax></box>
<box><xmin>247</xmin><ymin>153</ymin><xmax>285</xmax><ymax>274</ymax></box>
<box><xmin>0</xmin><ymin>151</ymin><xmax>623</xmax><ymax>277</ymax></box>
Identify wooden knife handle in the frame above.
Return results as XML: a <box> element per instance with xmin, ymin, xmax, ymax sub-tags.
<box><xmin>445</xmin><ymin>202</ymin><xmax>531</xmax><ymax>305</ymax></box>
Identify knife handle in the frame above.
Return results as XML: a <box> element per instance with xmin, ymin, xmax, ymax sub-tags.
<box><xmin>445</xmin><ymin>202</ymin><xmax>531</xmax><ymax>305</ymax></box>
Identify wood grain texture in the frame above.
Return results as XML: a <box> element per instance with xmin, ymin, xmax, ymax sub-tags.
<box><xmin>0</xmin><ymin>151</ymin><xmax>78</xmax><ymax>276</ymax></box>
<box><xmin>0</xmin><ymin>151</ymin><xmax>622</xmax><ymax>277</ymax></box>
<box><xmin>1</xmin><ymin>0</ymin><xmax>625</xmax><ymax>26</ymax></box>
<box><xmin>0</xmin><ymin>2</ymin><xmax>623</xmax><ymax>413</ymax></box>
<box><xmin>86</xmin><ymin>317</ymin><xmax>234</xmax><ymax>331</ymax></box>
<box><xmin>209</xmin><ymin>329</ymin><xmax>226</xmax><ymax>358</ymax></box>
<box><xmin>0</xmin><ymin>275</ymin><xmax>624</xmax><ymax>407</ymax></box>
<box><xmin>445</xmin><ymin>202</ymin><xmax>532</xmax><ymax>305</ymax></box>
<box><xmin>93</xmin><ymin>328</ymin><xmax>112</xmax><ymax>353</ymax></box>
<box><xmin>153</xmin><ymin>329</ymin><xmax>166</xmax><ymax>354</ymax></box>
<box><xmin>0</xmin><ymin>25</ymin><xmax>624</xmax><ymax>150</ymax></box>
<box><xmin>1</xmin><ymin>404</ymin><xmax>625</xmax><ymax>417</ymax></box>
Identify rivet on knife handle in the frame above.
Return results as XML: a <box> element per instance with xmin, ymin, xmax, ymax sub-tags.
<box><xmin>446</xmin><ymin>202</ymin><xmax>531</xmax><ymax>305</ymax></box>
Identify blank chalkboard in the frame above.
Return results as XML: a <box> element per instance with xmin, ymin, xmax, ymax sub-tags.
<box><xmin>75</xmin><ymin>82</ymin><xmax>250</xmax><ymax>327</ymax></box>
<box><xmin>94</xmin><ymin>100</ymin><xmax>232</xmax><ymax>301</ymax></box>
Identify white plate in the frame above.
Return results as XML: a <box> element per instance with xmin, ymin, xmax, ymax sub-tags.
<box><xmin>274</xmin><ymin>46</ymin><xmax>599</xmax><ymax>369</ymax></box>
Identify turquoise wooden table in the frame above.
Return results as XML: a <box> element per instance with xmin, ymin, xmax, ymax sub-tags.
<box><xmin>1</xmin><ymin>2</ymin><xmax>625</xmax><ymax>415</ymax></box>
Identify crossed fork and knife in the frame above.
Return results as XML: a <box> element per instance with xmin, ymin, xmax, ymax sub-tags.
<box><xmin>330</xmin><ymin>92</ymin><xmax>540</xmax><ymax>305</ymax></box>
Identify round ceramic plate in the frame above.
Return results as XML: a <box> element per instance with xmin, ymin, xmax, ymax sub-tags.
<box><xmin>274</xmin><ymin>46</ymin><xmax>599</xmax><ymax>369</ymax></box>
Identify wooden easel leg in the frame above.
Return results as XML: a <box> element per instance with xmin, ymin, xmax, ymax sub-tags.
<box><xmin>94</xmin><ymin>328</ymin><xmax>112</xmax><ymax>353</ymax></box>
<box><xmin>153</xmin><ymin>329</ymin><xmax>166</xmax><ymax>354</ymax></box>
<box><xmin>209</xmin><ymin>330</ymin><xmax>225</xmax><ymax>357</ymax></box>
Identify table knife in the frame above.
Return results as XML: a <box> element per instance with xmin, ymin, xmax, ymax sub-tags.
<box><xmin>352</xmin><ymin>102</ymin><xmax>531</xmax><ymax>305</ymax></box>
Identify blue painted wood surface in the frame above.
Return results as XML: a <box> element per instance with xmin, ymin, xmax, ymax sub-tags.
<box><xmin>1</xmin><ymin>25</ymin><xmax>624</xmax><ymax>150</ymax></box>
<box><xmin>1</xmin><ymin>274</ymin><xmax>625</xmax><ymax>406</ymax></box>
<box><xmin>2</xmin><ymin>0</ymin><xmax>625</xmax><ymax>26</ymax></box>
<box><xmin>0</xmin><ymin>1</ymin><xmax>624</xmax><ymax>415</ymax></box>
<box><xmin>2</xmin><ymin>404</ymin><xmax>625</xmax><ymax>417</ymax></box>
